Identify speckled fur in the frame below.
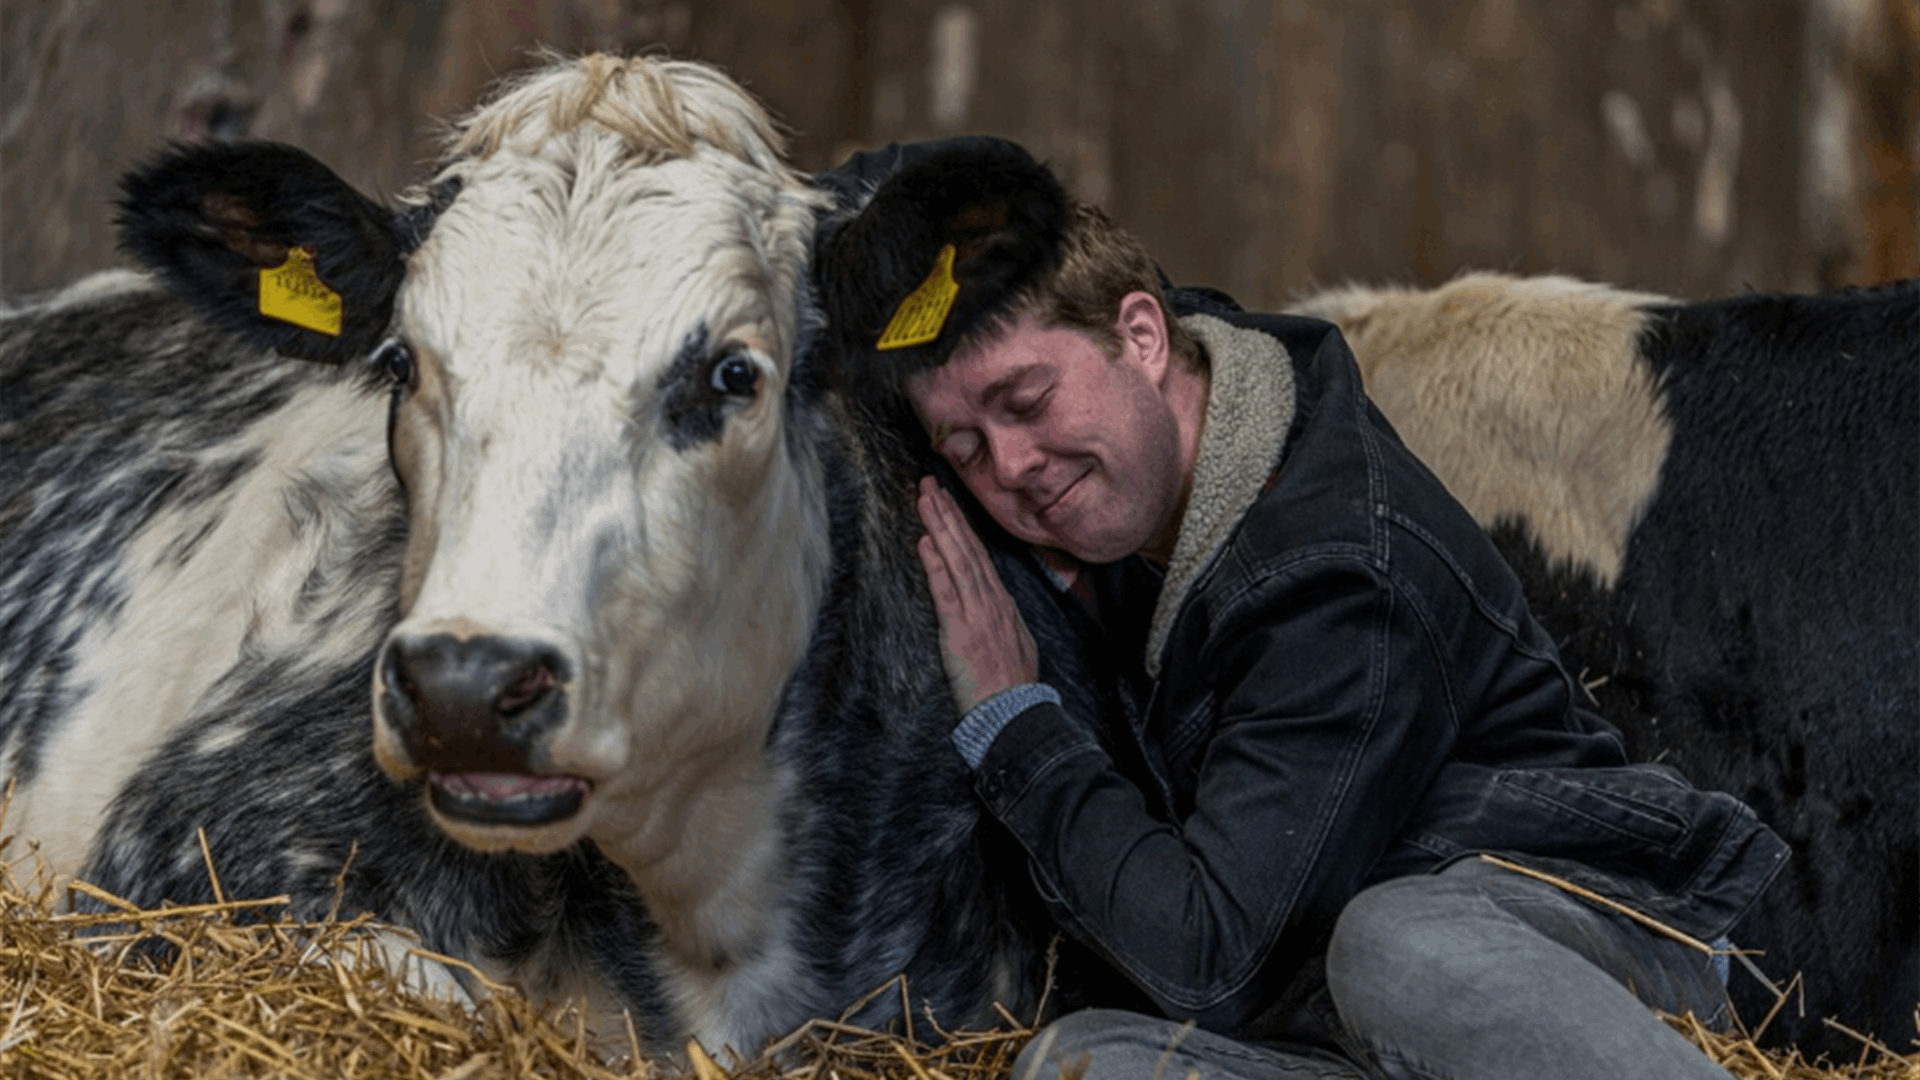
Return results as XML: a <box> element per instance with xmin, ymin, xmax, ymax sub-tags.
<box><xmin>2</xmin><ymin>55</ymin><xmax>1109</xmax><ymax>1060</ymax></box>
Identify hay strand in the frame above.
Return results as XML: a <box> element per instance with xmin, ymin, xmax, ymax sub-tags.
<box><xmin>1478</xmin><ymin>853</ymin><xmax>1725</xmax><ymax>956</ymax></box>
<box><xmin>0</xmin><ymin>850</ymin><xmax>1910</xmax><ymax>1079</ymax></box>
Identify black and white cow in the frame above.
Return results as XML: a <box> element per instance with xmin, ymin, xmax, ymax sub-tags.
<box><xmin>1</xmin><ymin>54</ymin><xmax>1111</xmax><ymax>1058</ymax></box>
<box><xmin>1288</xmin><ymin>272</ymin><xmax>1918</xmax><ymax>1055</ymax></box>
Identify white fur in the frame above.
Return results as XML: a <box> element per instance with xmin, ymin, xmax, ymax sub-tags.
<box><xmin>371</xmin><ymin>55</ymin><xmax>838</xmax><ymax>1051</ymax></box>
<box><xmin>5</xmin><ymin>380</ymin><xmax>391</xmax><ymax>893</ymax></box>
<box><xmin>1287</xmin><ymin>271</ymin><xmax>1674</xmax><ymax>583</ymax></box>
<box><xmin>0</xmin><ymin>269</ymin><xmax>153</xmax><ymax>319</ymax></box>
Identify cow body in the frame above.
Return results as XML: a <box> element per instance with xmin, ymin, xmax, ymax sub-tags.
<box><xmin>1</xmin><ymin>281</ymin><xmax>401</xmax><ymax>903</ymax></box>
<box><xmin>1290</xmin><ymin>272</ymin><xmax>1919</xmax><ymax>1054</ymax></box>
<box><xmin>2</xmin><ymin>56</ymin><xmax>1103</xmax><ymax>1058</ymax></box>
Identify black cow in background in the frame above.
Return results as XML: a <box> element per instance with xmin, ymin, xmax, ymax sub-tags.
<box><xmin>1289</xmin><ymin>272</ymin><xmax>1918</xmax><ymax>1056</ymax></box>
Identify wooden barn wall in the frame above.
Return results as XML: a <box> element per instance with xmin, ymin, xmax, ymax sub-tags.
<box><xmin>3</xmin><ymin>0</ymin><xmax>1914</xmax><ymax>307</ymax></box>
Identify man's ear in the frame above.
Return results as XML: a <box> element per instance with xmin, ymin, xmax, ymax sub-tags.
<box><xmin>117</xmin><ymin>140</ymin><xmax>409</xmax><ymax>364</ymax></box>
<box><xmin>1115</xmin><ymin>290</ymin><xmax>1171</xmax><ymax>381</ymax></box>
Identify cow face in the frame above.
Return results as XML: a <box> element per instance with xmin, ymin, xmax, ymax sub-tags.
<box><xmin>375</xmin><ymin>147</ymin><xmax>830</xmax><ymax>857</ymax></box>
<box><xmin>118</xmin><ymin>58</ymin><xmax>833</xmax><ymax>859</ymax></box>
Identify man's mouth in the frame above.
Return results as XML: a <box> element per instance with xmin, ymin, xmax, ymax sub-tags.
<box><xmin>1038</xmin><ymin>470</ymin><xmax>1090</xmax><ymax>522</ymax></box>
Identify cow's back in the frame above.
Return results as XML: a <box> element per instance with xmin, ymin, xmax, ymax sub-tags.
<box><xmin>1</xmin><ymin>281</ymin><xmax>392</xmax><ymax>886</ymax></box>
<box><xmin>1291</xmin><ymin>273</ymin><xmax>1917</xmax><ymax>1053</ymax></box>
<box><xmin>1610</xmin><ymin>281</ymin><xmax>1917</xmax><ymax>1046</ymax></box>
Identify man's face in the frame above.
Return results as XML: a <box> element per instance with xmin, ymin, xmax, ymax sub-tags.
<box><xmin>906</xmin><ymin>306</ymin><xmax>1186</xmax><ymax>564</ymax></box>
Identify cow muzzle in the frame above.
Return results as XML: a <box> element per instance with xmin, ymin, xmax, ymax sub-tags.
<box><xmin>377</xmin><ymin>632</ymin><xmax>590</xmax><ymax>827</ymax></box>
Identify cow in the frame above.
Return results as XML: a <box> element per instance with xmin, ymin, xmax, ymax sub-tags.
<box><xmin>1286</xmin><ymin>271</ymin><xmax>1919</xmax><ymax>1056</ymax></box>
<box><xmin>1</xmin><ymin>53</ymin><xmax>1115</xmax><ymax>1059</ymax></box>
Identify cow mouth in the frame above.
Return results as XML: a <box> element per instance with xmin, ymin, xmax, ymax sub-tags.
<box><xmin>428</xmin><ymin>771</ymin><xmax>591</xmax><ymax>827</ymax></box>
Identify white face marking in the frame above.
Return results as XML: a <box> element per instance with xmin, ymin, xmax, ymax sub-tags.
<box><xmin>357</xmin><ymin>58</ymin><xmax>853</xmax><ymax>1041</ymax></box>
<box><xmin>374</xmin><ymin>138</ymin><xmax>833</xmax><ymax>873</ymax></box>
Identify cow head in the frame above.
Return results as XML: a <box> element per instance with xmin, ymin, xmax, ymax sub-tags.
<box><xmin>119</xmin><ymin>56</ymin><xmax>833</xmax><ymax>861</ymax></box>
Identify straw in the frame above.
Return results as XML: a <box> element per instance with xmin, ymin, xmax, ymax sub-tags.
<box><xmin>0</xmin><ymin>851</ymin><xmax>1910</xmax><ymax>1079</ymax></box>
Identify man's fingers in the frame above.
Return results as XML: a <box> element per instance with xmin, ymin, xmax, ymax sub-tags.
<box><xmin>918</xmin><ymin>533</ymin><xmax>960</xmax><ymax>610</ymax></box>
<box><xmin>912</xmin><ymin>476</ymin><xmax>1043</xmax><ymax>708</ymax></box>
<box><xmin>938</xmin><ymin>485</ymin><xmax>995</xmax><ymax>565</ymax></box>
<box><xmin>919</xmin><ymin>484</ymin><xmax>990</xmax><ymax>605</ymax></box>
<box><xmin>936</xmin><ymin>489</ymin><xmax>1000</xmax><ymax>595</ymax></box>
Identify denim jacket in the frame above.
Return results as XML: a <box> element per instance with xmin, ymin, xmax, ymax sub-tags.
<box><xmin>965</xmin><ymin>302</ymin><xmax>1789</xmax><ymax>1035</ymax></box>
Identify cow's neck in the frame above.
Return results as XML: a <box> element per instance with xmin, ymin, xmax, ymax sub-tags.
<box><xmin>594</xmin><ymin>749</ymin><xmax>790</xmax><ymax>971</ymax></box>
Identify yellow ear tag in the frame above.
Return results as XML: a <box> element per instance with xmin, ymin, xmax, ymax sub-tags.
<box><xmin>876</xmin><ymin>243</ymin><xmax>959</xmax><ymax>351</ymax></box>
<box><xmin>258</xmin><ymin>245</ymin><xmax>343</xmax><ymax>337</ymax></box>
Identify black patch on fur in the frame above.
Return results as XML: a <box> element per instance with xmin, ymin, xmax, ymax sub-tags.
<box><xmin>785</xmin><ymin>276</ymin><xmax>829</xmax><ymax>398</ymax></box>
<box><xmin>1623</xmin><ymin>279</ymin><xmax>1918</xmax><ymax>1054</ymax></box>
<box><xmin>655</xmin><ymin>324</ymin><xmax>719</xmax><ymax>449</ymax></box>
<box><xmin>654</xmin><ymin>323</ymin><xmax>764</xmax><ymax>452</ymax></box>
<box><xmin>1483</xmin><ymin>518</ymin><xmax>1649</xmax><ymax>743</ymax></box>
<box><xmin>1491</xmin><ymin>279</ymin><xmax>1919</xmax><ymax>1055</ymax></box>
<box><xmin>814</xmin><ymin>137</ymin><xmax>1069</xmax><ymax>406</ymax></box>
<box><xmin>116</xmin><ymin>140</ymin><xmax>409</xmax><ymax>364</ymax></box>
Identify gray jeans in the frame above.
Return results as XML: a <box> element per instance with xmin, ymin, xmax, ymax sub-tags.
<box><xmin>1014</xmin><ymin>859</ymin><xmax>1736</xmax><ymax>1080</ymax></box>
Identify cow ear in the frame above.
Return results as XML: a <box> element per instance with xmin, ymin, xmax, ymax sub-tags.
<box><xmin>116</xmin><ymin>141</ymin><xmax>407</xmax><ymax>364</ymax></box>
<box><xmin>815</xmin><ymin>136</ymin><xmax>1069</xmax><ymax>396</ymax></box>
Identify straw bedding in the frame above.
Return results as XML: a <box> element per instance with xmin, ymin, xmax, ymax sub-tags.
<box><xmin>0</xmin><ymin>848</ymin><xmax>1909</xmax><ymax>1080</ymax></box>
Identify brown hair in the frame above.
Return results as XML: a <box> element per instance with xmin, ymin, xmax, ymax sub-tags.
<box><xmin>974</xmin><ymin>200</ymin><xmax>1205</xmax><ymax>373</ymax></box>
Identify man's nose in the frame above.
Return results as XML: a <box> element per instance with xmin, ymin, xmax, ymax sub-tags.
<box><xmin>988</xmin><ymin>426</ymin><xmax>1045</xmax><ymax>488</ymax></box>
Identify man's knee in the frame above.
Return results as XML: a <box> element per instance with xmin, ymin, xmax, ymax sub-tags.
<box><xmin>1323</xmin><ymin>873</ymin><xmax>1476</xmax><ymax>1034</ymax></box>
<box><xmin>1013</xmin><ymin>1010</ymin><xmax>1151</xmax><ymax>1080</ymax></box>
<box><xmin>1329</xmin><ymin>871</ymin><xmax>1498</xmax><ymax>968</ymax></box>
<box><xmin>1324</xmin><ymin>861</ymin><xmax>1732</xmax><ymax>1037</ymax></box>
<box><xmin>1324</xmin><ymin>860</ymin><xmax>1613</xmax><ymax>1037</ymax></box>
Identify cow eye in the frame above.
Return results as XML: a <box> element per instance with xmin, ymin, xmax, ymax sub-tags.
<box><xmin>709</xmin><ymin>353</ymin><xmax>758</xmax><ymax>397</ymax></box>
<box><xmin>373</xmin><ymin>340</ymin><xmax>416</xmax><ymax>391</ymax></box>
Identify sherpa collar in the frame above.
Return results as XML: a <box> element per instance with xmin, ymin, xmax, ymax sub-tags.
<box><xmin>1144</xmin><ymin>314</ymin><xmax>1297</xmax><ymax>677</ymax></box>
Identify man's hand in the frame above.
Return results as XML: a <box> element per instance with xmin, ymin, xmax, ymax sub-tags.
<box><xmin>916</xmin><ymin>475</ymin><xmax>1040</xmax><ymax>713</ymax></box>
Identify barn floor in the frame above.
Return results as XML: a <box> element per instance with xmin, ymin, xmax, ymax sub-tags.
<box><xmin>0</xmin><ymin>862</ymin><xmax>1909</xmax><ymax>1080</ymax></box>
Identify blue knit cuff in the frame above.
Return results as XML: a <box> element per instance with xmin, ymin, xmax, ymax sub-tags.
<box><xmin>951</xmin><ymin>683</ymin><xmax>1062</xmax><ymax>769</ymax></box>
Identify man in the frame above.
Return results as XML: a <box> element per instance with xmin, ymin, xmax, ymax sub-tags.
<box><xmin>815</xmin><ymin>138</ymin><xmax>1786</xmax><ymax>1080</ymax></box>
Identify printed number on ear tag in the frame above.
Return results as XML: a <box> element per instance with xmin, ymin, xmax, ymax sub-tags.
<box><xmin>877</xmin><ymin>243</ymin><xmax>959</xmax><ymax>351</ymax></box>
<box><xmin>259</xmin><ymin>246</ymin><xmax>343</xmax><ymax>336</ymax></box>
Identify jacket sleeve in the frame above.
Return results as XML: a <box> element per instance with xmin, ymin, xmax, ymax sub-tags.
<box><xmin>969</xmin><ymin>554</ymin><xmax>1461</xmax><ymax>1032</ymax></box>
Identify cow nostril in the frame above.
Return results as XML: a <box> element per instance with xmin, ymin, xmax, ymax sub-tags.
<box><xmin>380</xmin><ymin>642</ymin><xmax>421</xmax><ymax>720</ymax></box>
<box><xmin>496</xmin><ymin>661</ymin><xmax>557</xmax><ymax>717</ymax></box>
<box><xmin>379</xmin><ymin>632</ymin><xmax>570</xmax><ymax>772</ymax></box>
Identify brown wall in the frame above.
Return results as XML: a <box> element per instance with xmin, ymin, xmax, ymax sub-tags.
<box><xmin>3</xmin><ymin>0</ymin><xmax>1913</xmax><ymax>307</ymax></box>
